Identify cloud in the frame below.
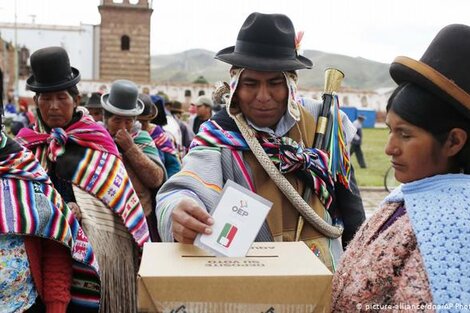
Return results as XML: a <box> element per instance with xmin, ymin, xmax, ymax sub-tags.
<box><xmin>1</xmin><ymin>0</ymin><xmax>468</xmax><ymax>63</ymax></box>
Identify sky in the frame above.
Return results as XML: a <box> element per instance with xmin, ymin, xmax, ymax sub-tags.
<box><xmin>0</xmin><ymin>0</ymin><xmax>469</xmax><ymax>63</ymax></box>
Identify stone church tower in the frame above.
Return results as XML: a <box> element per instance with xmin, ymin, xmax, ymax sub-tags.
<box><xmin>98</xmin><ymin>0</ymin><xmax>153</xmax><ymax>82</ymax></box>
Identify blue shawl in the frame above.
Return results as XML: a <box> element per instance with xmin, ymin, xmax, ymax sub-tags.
<box><xmin>384</xmin><ymin>174</ymin><xmax>470</xmax><ymax>311</ymax></box>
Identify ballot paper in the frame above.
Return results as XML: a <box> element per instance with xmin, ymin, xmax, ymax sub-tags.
<box><xmin>194</xmin><ymin>180</ymin><xmax>272</xmax><ymax>257</ymax></box>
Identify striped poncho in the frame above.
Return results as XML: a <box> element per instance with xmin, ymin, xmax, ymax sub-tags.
<box><xmin>0</xmin><ymin>133</ymin><xmax>101</xmax><ymax>309</ymax></box>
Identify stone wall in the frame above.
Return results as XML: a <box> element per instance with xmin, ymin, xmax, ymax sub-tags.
<box><xmin>98</xmin><ymin>0</ymin><xmax>153</xmax><ymax>82</ymax></box>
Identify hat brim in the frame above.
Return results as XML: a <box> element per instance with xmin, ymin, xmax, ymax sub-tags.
<box><xmin>390</xmin><ymin>56</ymin><xmax>470</xmax><ymax>119</ymax></box>
<box><xmin>138</xmin><ymin>104</ymin><xmax>158</xmax><ymax>121</ymax></box>
<box><xmin>101</xmin><ymin>93</ymin><xmax>145</xmax><ymax>116</ymax></box>
<box><xmin>215</xmin><ymin>46</ymin><xmax>313</xmax><ymax>71</ymax></box>
<box><xmin>26</xmin><ymin>67</ymin><xmax>81</xmax><ymax>92</ymax></box>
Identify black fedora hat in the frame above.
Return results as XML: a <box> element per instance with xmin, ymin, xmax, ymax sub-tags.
<box><xmin>137</xmin><ymin>93</ymin><xmax>158</xmax><ymax>120</ymax></box>
<box><xmin>170</xmin><ymin>101</ymin><xmax>184</xmax><ymax>114</ymax></box>
<box><xmin>101</xmin><ymin>80</ymin><xmax>144</xmax><ymax>116</ymax></box>
<box><xmin>26</xmin><ymin>46</ymin><xmax>80</xmax><ymax>92</ymax></box>
<box><xmin>85</xmin><ymin>92</ymin><xmax>103</xmax><ymax>109</ymax></box>
<box><xmin>390</xmin><ymin>24</ymin><xmax>470</xmax><ymax>119</ymax></box>
<box><xmin>215</xmin><ymin>12</ymin><xmax>313</xmax><ymax>72</ymax></box>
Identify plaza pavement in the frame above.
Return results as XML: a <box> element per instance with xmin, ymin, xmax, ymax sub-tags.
<box><xmin>359</xmin><ymin>187</ymin><xmax>391</xmax><ymax>219</ymax></box>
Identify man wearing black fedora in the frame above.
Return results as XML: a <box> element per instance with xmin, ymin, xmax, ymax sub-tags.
<box><xmin>102</xmin><ymin>80</ymin><xmax>166</xmax><ymax>242</ymax></box>
<box><xmin>156</xmin><ymin>12</ymin><xmax>365</xmax><ymax>271</ymax></box>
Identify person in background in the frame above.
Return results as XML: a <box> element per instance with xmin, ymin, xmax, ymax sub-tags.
<box><xmin>188</xmin><ymin>95</ymin><xmax>213</xmax><ymax>134</ymax></box>
<box><xmin>350</xmin><ymin>114</ymin><xmax>367</xmax><ymax>168</ymax></box>
<box><xmin>16</xmin><ymin>47</ymin><xmax>149</xmax><ymax>313</ymax></box>
<box><xmin>19</xmin><ymin>99</ymin><xmax>36</xmax><ymax>126</ymax></box>
<box><xmin>136</xmin><ymin>93</ymin><xmax>181</xmax><ymax>178</ymax></box>
<box><xmin>142</xmin><ymin>86</ymin><xmax>151</xmax><ymax>95</ymax></box>
<box><xmin>84</xmin><ymin>92</ymin><xmax>104</xmax><ymax>123</ymax></box>
<box><xmin>332</xmin><ymin>24</ymin><xmax>470</xmax><ymax>311</ymax></box>
<box><xmin>102</xmin><ymin>81</ymin><xmax>166</xmax><ymax>242</ymax></box>
<box><xmin>156</xmin><ymin>12</ymin><xmax>364</xmax><ymax>271</ymax></box>
<box><xmin>152</xmin><ymin>94</ymin><xmax>183</xmax><ymax>153</ymax></box>
<box><xmin>169</xmin><ymin>100</ymin><xmax>194</xmax><ymax>151</ymax></box>
<box><xmin>4</xmin><ymin>96</ymin><xmax>17</xmax><ymax>114</ymax></box>
<box><xmin>169</xmin><ymin>100</ymin><xmax>184</xmax><ymax>120</ymax></box>
<box><xmin>211</xmin><ymin>81</ymin><xmax>230</xmax><ymax>115</ymax></box>
<box><xmin>9</xmin><ymin>99</ymin><xmax>36</xmax><ymax>136</ymax></box>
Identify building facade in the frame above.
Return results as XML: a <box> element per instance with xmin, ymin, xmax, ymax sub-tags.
<box><xmin>0</xmin><ymin>37</ymin><xmax>16</xmax><ymax>104</ymax></box>
<box><xmin>0</xmin><ymin>0</ymin><xmax>153</xmax><ymax>97</ymax></box>
<box><xmin>0</xmin><ymin>22</ymin><xmax>96</xmax><ymax>80</ymax></box>
<box><xmin>98</xmin><ymin>0</ymin><xmax>153</xmax><ymax>82</ymax></box>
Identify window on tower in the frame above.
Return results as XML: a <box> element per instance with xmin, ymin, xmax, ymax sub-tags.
<box><xmin>121</xmin><ymin>35</ymin><xmax>130</xmax><ymax>51</ymax></box>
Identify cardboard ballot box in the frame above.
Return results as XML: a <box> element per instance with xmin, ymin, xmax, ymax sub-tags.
<box><xmin>138</xmin><ymin>242</ymin><xmax>332</xmax><ymax>313</ymax></box>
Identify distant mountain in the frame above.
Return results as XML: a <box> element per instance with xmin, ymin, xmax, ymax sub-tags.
<box><xmin>151</xmin><ymin>49</ymin><xmax>395</xmax><ymax>90</ymax></box>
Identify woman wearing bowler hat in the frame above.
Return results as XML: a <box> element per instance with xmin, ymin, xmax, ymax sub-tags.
<box><xmin>101</xmin><ymin>81</ymin><xmax>166</xmax><ymax>242</ymax></box>
<box><xmin>0</xmin><ymin>104</ymin><xmax>100</xmax><ymax>312</ymax></box>
<box><xmin>16</xmin><ymin>47</ymin><xmax>149</xmax><ymax>313</ymax></box>
<box><xmin>332</xmin><ymin>24</ymin><xmax>470</xmax><ymax>311</ymax></box>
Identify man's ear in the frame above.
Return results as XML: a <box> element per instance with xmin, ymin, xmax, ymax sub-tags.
<box><xmin>444</xmin><ymin>128</ymin><xmax>467</xmax><ymax>157</ymax></box>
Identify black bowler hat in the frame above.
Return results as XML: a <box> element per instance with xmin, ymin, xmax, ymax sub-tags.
<box><xmin>390</xmin><ymin>24</ymin><xmax>470</xmax><ymax>119</ymax></box>
<box><xmin>85</xmin><ymin>92</ymin><xmax>103</xmax><ymax>109</ymax></box>
<box><xmin>215</xmin><ymin>12</ymin><xmax>313</xmax><ymax>71</ymax></box>
<box><xmin>138</xmin><ymin>93</ymin><xmax>158</xmax><ymax>121</ymax></box>
<box><xmin>26</xmin><ymin>46</ymin><xmax>80</xmax><ymax>92</ymax></box>
<box><xmin>101</xmin><ymin>80</ymin><xmax>144</xmax><ymax>116</ymax></box>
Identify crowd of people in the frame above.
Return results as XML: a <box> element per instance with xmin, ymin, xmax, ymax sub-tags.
<box><xmin>1</xmin><ymin>11</ymin><xmax>469</xmax><ymax>313</ymax></box>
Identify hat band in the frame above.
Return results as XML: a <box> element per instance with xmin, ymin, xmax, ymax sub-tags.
<box><xmin>234</xmin><ymin>40</ymin><xmax>295</xmax><ymax>58</ymax></box>
<box><xmin>394</xmin><ymin>56</ymin><xmax>470</xmax><ymax>111</ymax></box>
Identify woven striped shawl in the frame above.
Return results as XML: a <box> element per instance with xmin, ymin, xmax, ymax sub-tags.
<box><xmin>0</xmin><ymin>137</ymin><xmax>100</xmax><ymax>309</ymax></box>
<box><xmin>16</xmin><ymin>113</ymin><xmax>119</xmax><ymax>172</ymax></box>
<box><xmin>15</xmin><ymin>115</ymin><xmax>150</xmax><ymax>248</ymax></box>
<box><xmin>132</xmin><ymin>129</ymin><xmax>162</xmax><ymax>162</ymax></box>
<box><xmin>149</xmin><ymin>124</ymin><xmax>178</xmax><ymax>155</ymax></box>
<box><xmin>72</xmin><ymin>148</ymin><xmax>150</xmax><ymax>247</ymax></box>
<box><xmin>191</xmin><ymin>119</ymin><xmax>334</xmax><ymax>209</ymax></box>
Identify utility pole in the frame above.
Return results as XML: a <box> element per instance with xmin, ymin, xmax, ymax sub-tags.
<box><xmin>14</xmin><ymin>0</ymin><xmax>19</xmax><ymax>102</ymax></box>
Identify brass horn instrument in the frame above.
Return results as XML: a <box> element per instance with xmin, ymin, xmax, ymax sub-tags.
<box><xmin>295</xmin><ymin>68</ymin><xmax>345</xmax><ymax>241</ymax></box>
<box><xmin>313</xmin><ymin>68</ymin><xmax>345</xmax><ymax>149</ymax></box>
